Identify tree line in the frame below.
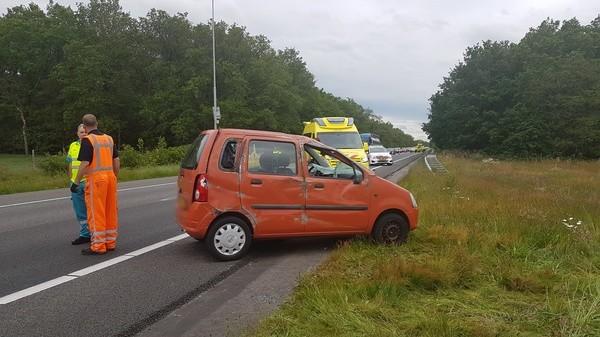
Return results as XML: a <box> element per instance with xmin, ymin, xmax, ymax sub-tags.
<box><xmin>424</xmin><ymin>16</ymin><xmax>600</xmax><ymax>159</ymax></box>
<box><xmin>0</xmin><ymin>0</ymin><xmax>415</xmax><ymax>155</ymax></box>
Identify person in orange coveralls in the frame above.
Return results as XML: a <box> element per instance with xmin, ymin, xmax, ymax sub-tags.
<box><xmin>70</xmin><ymin>114</ymin><xmax>120</xmax><ymax>255</ymax></box>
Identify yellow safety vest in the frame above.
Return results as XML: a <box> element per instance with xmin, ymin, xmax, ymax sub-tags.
<box><xmin>67</xmin><ymin>140</ymin><xmax>86</xmax><ymax>183</ymax></box>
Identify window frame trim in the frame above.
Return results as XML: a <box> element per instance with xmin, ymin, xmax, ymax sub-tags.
<box><xmin>218</xmin><ymin>138</ymin><xmax>240</xmax><ymax>172</ymax></box>
<box><xmin>246</xmin><ymin>139</ymin><xmax>299</xmax><ymax>177</ymax></box>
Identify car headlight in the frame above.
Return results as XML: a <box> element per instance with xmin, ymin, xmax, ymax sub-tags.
<box><xmin>409</xmin><ymin>192</ymin><xmax>418</xmax><ymax>208</ymax></box>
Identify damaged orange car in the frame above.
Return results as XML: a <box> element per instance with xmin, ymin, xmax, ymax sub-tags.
<box><xmin>176</xmin><ymin>129</ymin><xmax>418</xmax><ymax>260</ymax></box>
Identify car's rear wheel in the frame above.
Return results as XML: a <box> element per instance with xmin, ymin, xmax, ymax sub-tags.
<box><xmin>205</xmin><ymin>216</ymin><xmax>252</xmax><ymax>261</ymax></box>
<box><xmin>372</xmin><ymin>213</ymin><xmax>409</xmax><ymax>244</ymax></box>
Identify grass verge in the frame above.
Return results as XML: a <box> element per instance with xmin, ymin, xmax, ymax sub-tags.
<box><xmin>248</xmin><ymin>154</ymin><xmax>600</xmax><ymax>337</ymax></box>
<box><xmin>0</xmin><ymin>154</ymin><xmax>178</xmax><ymax>195</ymax></box>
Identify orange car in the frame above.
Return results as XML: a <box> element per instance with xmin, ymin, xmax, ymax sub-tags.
<box><xmin>177</xmin><ymin>129</ymin><xmax>418</xmax><ymax>260</ymax></box>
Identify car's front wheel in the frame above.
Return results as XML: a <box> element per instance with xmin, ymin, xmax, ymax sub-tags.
<box><xmin>205</xmin><ymin>216</ymin><xmax>252</xmax><ymax>261</ymax></box>
<box><xmin>372</xmin><ymin>213</ymin><xmax>409</xmax><ymax>244</ymax></box>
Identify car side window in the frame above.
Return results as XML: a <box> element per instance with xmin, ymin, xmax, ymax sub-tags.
<box><xmin>247</xmin><ymin>140</ymin><xmax>297</xmax><ymax>176</ymax></box>
<box><xmin>304</xmin><ymin>145</ymin><xmax>362</xmax><ymax>180</ymax></box>
<box><xmin>220</xmin><ymin>139</ymin><xmax>238</xmax><ymax>171</ymax></box>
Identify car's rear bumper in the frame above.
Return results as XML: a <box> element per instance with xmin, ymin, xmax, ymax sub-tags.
<box><xmin>176</xmin><ymin>202</ymin><xmax>215</xmax><ymax>239</ymax></box>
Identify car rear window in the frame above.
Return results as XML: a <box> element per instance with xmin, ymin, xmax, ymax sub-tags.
<box><xmin>181</xmin><ymin>135</ymin><xmax>208</xmax><ymax>169</ymax></box>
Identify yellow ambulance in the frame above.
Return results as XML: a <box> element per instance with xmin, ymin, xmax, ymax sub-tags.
<box><xmin>302</xmin><ymin>117</ymin><xmax>369</xmax><ymax>167</ymax></box>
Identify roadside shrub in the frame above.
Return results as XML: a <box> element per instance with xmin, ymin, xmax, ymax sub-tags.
<box><xmin>147</xmin><ymin>146</ymin><xmax>186</xmax><ymax>166</ymax></box>
<box><xmin>119</xmin><ymin>144</ymin><xmax>144</xmax><ymax>168</ymax></box>
<box><xmin>120</xmin><ymin>143</ymin><xmax>186</xmax><ymax>168</ymax></box>
<box><xmin>38</xmin><ymin>155</ymin><xmax>67</xmax><ymax>175</ymax></box>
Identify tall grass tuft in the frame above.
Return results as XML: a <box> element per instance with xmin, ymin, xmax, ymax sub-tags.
<box><xmin>249</xmin><ymin>154</ymin><xmax>600</xmax><ymax>337</ymax></box>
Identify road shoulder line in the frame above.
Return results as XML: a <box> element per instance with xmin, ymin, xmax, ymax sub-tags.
<box><xmin>0</xmin><ymin>232</ymin><xmax>189</xmax><ymax>305</ymax></box>
<box><xmin>0</xmin><ymin>182</ymin><xmax>176</xmax><ymax>209</ymax></box>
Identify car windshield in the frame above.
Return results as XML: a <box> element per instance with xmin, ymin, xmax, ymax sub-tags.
<box><xmin>370</xmin><ymin>146</ymin><xmax>388</xmax><ymax>153</ymax></box>
<box><xmin>317</xmin><ymin>132</ymin><xmax>363</xmax><ymax>149</ymax></box>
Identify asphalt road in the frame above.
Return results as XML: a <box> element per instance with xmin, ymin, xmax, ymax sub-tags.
<box><xmin>0</xmin><ymin>152</ymin><xmax>420</xmax><ymax>337</ymax></box>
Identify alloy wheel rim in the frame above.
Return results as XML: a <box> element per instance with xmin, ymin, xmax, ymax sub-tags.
<box><xmin>214</xmin><ymin>223</ymin><xmax>246</xmax><ymax>256</ymax></box>
<box><xmin>384</xmin><ymin>221</ymin><xmax>400</xmax><ymax>242</ymax></box>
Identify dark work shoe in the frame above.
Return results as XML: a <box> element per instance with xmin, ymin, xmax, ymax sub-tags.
<box><xmin>71</xmin><ymin>236</ymin><xmax>91</xmax><ymax>245</ymax></box>
<box><xmin>81</xmin><ymin>248</ymin><xmax>106</xmax><ymax>255</ymax></box>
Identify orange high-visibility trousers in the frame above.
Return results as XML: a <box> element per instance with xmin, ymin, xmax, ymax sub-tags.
<box><xmin>85</xmin><ymin>172</ymin><xmax>118</xmax><ymax>253</ymax></box>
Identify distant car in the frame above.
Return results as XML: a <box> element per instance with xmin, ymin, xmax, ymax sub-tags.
<box><xmin>176</xmin><ymin>129</ymin><xmax>419</xmax><ymax>261</ymax></box>
<box><xmin>368</xmin><ymin>145</ymin><xmax>393</xmax><ymax>166</ymax></box>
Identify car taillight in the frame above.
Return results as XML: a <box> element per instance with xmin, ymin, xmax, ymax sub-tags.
<box><xmin>193</xmin><ymin>174</ymin><xmax>208</xmax><ymax>202</ymax></box>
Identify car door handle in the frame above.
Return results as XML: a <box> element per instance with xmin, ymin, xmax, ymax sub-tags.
<box><xmin>313</xmin><ymin>183</ymin><xmax>324</xmax><ymax>189</ymax></box>
<box><xmin>251</xmin><ymin>179</ymin><xmax>262</xmax><ymax>185</ymax></box>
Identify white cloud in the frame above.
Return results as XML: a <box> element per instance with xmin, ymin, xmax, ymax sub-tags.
<box><xmin>390</xmin><ymin>119</ymin><xmax>429</xmax><ymax>141</ymax></box>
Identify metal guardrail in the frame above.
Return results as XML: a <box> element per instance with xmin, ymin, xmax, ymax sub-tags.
<box><xmin>381</xmin><ymin>153</ymin><xmax>426</xmax><ymax>179</ymax></box>
<box><xmin>424</xmin><ymin>154</ymin><xmax>448</xmax><ymax>174</ymax></box>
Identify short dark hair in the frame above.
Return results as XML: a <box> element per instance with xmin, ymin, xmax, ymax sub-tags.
<box><xmin>82</xmin><ymin>114</ymin><xmax>98</xmax><ymax>127</ymax></box>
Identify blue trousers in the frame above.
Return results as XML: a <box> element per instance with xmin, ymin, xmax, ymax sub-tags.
<box><xmin>71</xmin><ymin>181</ymin><xmax>90</xmax><ymax>238</ymax></box>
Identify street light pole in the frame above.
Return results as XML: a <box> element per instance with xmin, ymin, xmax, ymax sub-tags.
<box><xmin>211</xmin><ymin>0</ymin><xmax>220</xmax><ymax>129</ymax></box>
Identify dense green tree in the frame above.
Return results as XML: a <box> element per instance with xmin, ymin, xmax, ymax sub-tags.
<box><xmin>425</xmin><ymin>16</ymin><xmax>600</xmax><ymax>158</ymax></box>
<box><xmin>0</xmin><ymin>0</ymin><xmax>414</xmax><ymax>154</ymax></box>
<box><xmin>0</xmin><ymin>4</ymin><xmax>63</xmax><ymax>154</ymax></box>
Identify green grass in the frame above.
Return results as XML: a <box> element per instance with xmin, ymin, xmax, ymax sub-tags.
<box><xmin>248</xmin><ymin>154</ymin><xmax>600</xmax><ymax>337</ymax></box>
<box><xmin>0</xmin><ymin>154</ymin><xmax>178</xmax><ymax>195</ymax></box>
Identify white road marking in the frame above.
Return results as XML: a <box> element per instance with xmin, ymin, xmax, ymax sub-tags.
<box><xmin>0</xmin><ymin>196</ymin><xmax>71</xmax><ymax>209</ymax></box>
<box><xmin>394</xmin><ymin>154</ymin><xmax>420</xmax><ymax>163</ymax></box>
<box><xmin>68</xmin><ymin>255</ymin><xmax>135</xmax><ymax>277</ymax></box>
<box><xmin>369</xmin><ymin>154</ymin><xmax>420</xmax><ymax>172</ymax></box>
<box><xmin>0</xmin><ymin>182</ymin><xmax>176</xmax><ymax>209</ymax></box>
<box><xmin>0</xmin><ymin>276</ymin><xmax>77</xmax><ymax>305</ymax></box>
<box><xmin>424</xmin><ymin>155</ymin><xmax>432</xmax><ymax>171</ymax></box>
<box><xmin>166</xmin><ymin>233</ymin><xmax>189</xmax><ymax>241</ymax></box>
<box><xmin>124</xmin><ymin>240</ymin><xmax>174</xmax><ymax>257</ymax></box>
<box><xmin>116</xmin><ymin>182</ymin><xmax>176</xmax><ymax>192</ymax></box>
<box><xmin>0</xmin><ymin>232</ymin><xmax>189</xmax><ymax>305</ymax></box>
<box><xmin>159</xmin><ymin>197</ymin><xmax>176</xmax><ymax>202</ymax></box>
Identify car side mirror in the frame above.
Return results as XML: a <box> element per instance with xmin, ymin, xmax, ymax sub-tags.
<box><xmin>363</xmin><ymin>142</ymin><xmax>369</xmax><ymax>153</ymax></box>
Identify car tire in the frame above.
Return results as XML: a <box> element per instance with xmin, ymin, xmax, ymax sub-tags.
<box><xmin>372</xmin><ymin>213</ymin><xmax>409</xmax><ymax>244</ymax></box>
<box><xmin>205</xmin><ymin>216</ymin><xmax>252</xmax><ymax>261</ymax></box>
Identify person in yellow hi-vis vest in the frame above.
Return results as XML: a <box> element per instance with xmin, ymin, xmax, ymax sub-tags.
<box><xmin>71</xmin><ymin>114</ymin><xmax>120</xmax><ymax>255</ymax></box>
<box><xmin>67</xmin><ymin>124</ymin><xmax>90</xmax><ymax>245</ymax></box>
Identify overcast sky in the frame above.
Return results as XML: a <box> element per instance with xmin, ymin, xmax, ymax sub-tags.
<box><xmin>2</xmin><ymin>1</ymin><xmax>598</xmax><ymax>140</ymax></box>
